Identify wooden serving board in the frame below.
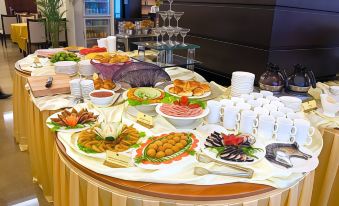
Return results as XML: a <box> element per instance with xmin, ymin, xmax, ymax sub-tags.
<box><xmin>27</xmin><ymin>74</ymin><xmax>71</xmax><ymax>97</ymax></box>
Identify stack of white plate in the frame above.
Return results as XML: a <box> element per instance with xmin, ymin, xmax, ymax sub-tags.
<box><xmin>70</xmin><ymin>79</ymin><xmax>81</xmax><ymax>97</ymax></box>
<box><xmin>231</xmin><ymin>71</ymin><xmax>255</xmax><ymax>97</ymax></box>
<box><xmin>78</xmin><ymin>60</ymin><xmax>98</xmax><ymax>76</ymax></box>
<box><xmin>80</xmin><ymin>80</ymin><xmax>95</xmax><ymax>99</ymax></box>
<box><xmin>54</xmin><ymin>61</ymin><xmax>78</xmax><ymax>75</ymax></box>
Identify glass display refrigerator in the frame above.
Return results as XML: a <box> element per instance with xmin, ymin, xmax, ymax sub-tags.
<box><xmin>74</xmin><ymin>0</ymin><xmax>114</xmax><ymax>47</ymax></box>
<box><xmin>84</xmin><ymin>0</ymin><xmax>112</xmax><ymax>47</ymax></box>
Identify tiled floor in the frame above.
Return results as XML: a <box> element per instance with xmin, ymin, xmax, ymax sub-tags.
<box><xmin>0</xmin><ymin>40</ymin><xmax>52</xmax><ymax>206</ymax></box>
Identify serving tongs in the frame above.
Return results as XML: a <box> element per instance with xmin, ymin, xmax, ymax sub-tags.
<box><xmin>195</xmin><ymin>153</ymin><xmax>254</xmax><ymax>178</ymax></box>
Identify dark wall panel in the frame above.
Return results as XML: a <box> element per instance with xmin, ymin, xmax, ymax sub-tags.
<box><xmin>183</xmin><ymin>36</ymin><xmax>268</xmax><ymax>79</ymax></box>
<box><xmin>270</xmin><ymin>8</ymin><xmax>339</xmax><ymax>49</ymax></box>
<box><xmin>170</xmin><ymin>2</ymin><xmax>275</xmax><ymax>48</ymax></box>
<box><xmin>5</xmin><ymin>0</ymin><xmax>37</xmax><ymax>14</ymax></box>
<box><xmin>276</xmin><ymin>0</ymin><xmax>339</xmax><ymax>12</ymax></box>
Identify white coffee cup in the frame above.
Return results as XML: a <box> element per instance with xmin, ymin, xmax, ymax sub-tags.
<box><xmin>206</xmin><ymin>100</ymin><xmax>222</xmax><ymax>124</ymax></box>
<box><xmin>240</xmin><ymin>94</ymin><xmax>253</xmax><ymax>102</ymax></box>
<box><xmin>270</xmin><ymin>100</ymin><xmax>285</xmax><ymax>109</ymax></box>
<box><xmin>260</xmin><ymin>90</ymin><xmax>273</xmax><ymax>98</ymax></box>
<box><xmin>254</xmin><ymin>114</ymin><xmax>277</xmax><ymax>140</ymax></box>
<box><xmin>231</xmin><ymin>97</ymin><xmax>245</xmax><ymax>104</ymax></box>
<box><xmin>236</xmin><ymin>102</ymin><xmax>252</xmax><ymax>111</ymax></box>
<box><xmin>286</xmin><ymin>112</ymin><xmax>304</xmax><ymax>120</ymax></box>
<box><xmin>274</xmin><ymin>117</ymin><xmax>297</xmax><ymax>143</ymax></box>
<box><xmin>294</xmin><ymin>119</ymin><xmax>315</xmax><ymax>146</ymax></box>
<box><xmin>256</xmin><ymin>98</ymin><xmax>270</xmax><ymax>106</ymax></box>
<box><xmin>239</xmin><ymin>110</ymin><xmax>258</xmax><ymax>134</ymax></box>
<box><xmin>220</xmin><ymin>99</ymin><xmax>234</xmax><ymax>107</ymax></box>
<box><xmin>250</xmin><ymin>92</ymin><xmax>264</xmax><ymax>100</ymax></box>
<box><xmin>278</xmin><ymin>107</ymin><xmax>294</xmax><ymax>114</ymax></box>
<box><xmin>264</xmin><ymin>104</ymin><xmax>278</xmax><ymax>113</ymax></box>
<box><xmin>270</xmin><ymin>110</ymin><xmax>286</xmax><ymax>119</ymax></box>
<box><xmin>266</xmin><ymin>95</ymin><xmax>279</xmax><ymax>102</ymax></box>
<box><xmin>253</xmin><ymin>107</ymin><xmax>269</xmax><ymax>116</ymax></box>
<box><xmin>221</xmin><ymin>106</ymin><xmax>240</xmax><ymax>130</ymax></box>
<box><xmin>247</xmin><ymin>99</ymin><xmax>263</xmax><ymax>108</ymax></box>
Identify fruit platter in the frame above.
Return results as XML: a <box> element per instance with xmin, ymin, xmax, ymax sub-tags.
<box><xmin>133</xmin><ymin>130</ymin><xmax>200</xmax><ymax>170</ymax></box>
<box><xmin>46</xmin><ymin>108</ymin><xmax>99</xmax><ymax>132</ymax></box>
<box><xmin>71</xmin><ymin>121</ymin><xmax>150</xmax><ymax>159</ymax></box>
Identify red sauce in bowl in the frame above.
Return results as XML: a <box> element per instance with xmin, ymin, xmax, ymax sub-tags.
<box><xmin>90</xmin><ymin>91</ymin><xmax>113</xmax><ymax>98</ymax></box>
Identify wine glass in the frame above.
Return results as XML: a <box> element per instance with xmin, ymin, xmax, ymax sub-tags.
<box><xmin>180</xmin><ymin>28</ymin><xmax>190</xmax><ymax>46</ymax></box>
<box><xmin>159</xmin><ymin>28</ymin><xmax>167</xmax><ymax>45</ymax></box>
<box><xmin>159</xmin><ymin>12</ymin><xmax>168</xmax><ymax>28</ymax></box>
<box><xmin>152</xmin><ymin>28</ymin><xmax>161</xmax><ymax>46</ymax></box>
<box><xmin>174</xmin><ymin>12</ymin><xmax>184</xmax><ymax>28</ymax></box>
<box><xmin>168</xmin><ymin>0</ymin><xmax>174</xmax><ymax>11</ymax></box>
<box><xmin>173</xmin><ymin>28</ymin><xmax>181</xmax><ymax>45</ymax></box>
<box><xmin>166</xmin><ymin>28</ymin><xmax>175</xmax><ymax>47</ymax></box>
<box><xmin>167</xmin><ymin>10</ymin><xmax>175</xmax><ymax>28</ymax></box>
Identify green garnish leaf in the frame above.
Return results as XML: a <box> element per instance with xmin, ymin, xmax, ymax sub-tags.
<box><xmin>139</xmin><ymin>131</ymin><xmax>146</xmax><ymax>137</ymax></box>
<box><xmin>78</xmin><ymin>143</ymin><xmax>98</xmax><ymax>153</ymax></box>
<box><xmin>187</xmin><ymin>150</ymin><xmax>196</xmax><ymax>156</ymax></box>
<box><xmin>130</xmin><ymin>143</ymin><xmax>140</xmax><ymax>148</ymax></box>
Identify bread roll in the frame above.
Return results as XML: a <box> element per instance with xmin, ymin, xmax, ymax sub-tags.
<box><xmin>173</xmin><ymin>79</ymin><xmax>185</xmax><ymax>88</ymax></box>
<box><xmin>178</xmin><ymin>90</ymin><xmax>193</xmax><ymax>97</ymax></box>
<box><xmin>169</xmin><ymin>86</ymin><xmax>183</xmax><ymax>94</ymax></box>
<box><xmin>199</xmin><ymin>83</ymin><xmax>211</xmax><ymax>92</ymax></box>
<box><xmin>193</xmin><ymin>88</ymin><xmax>204</xmax><ymax>96</ymax></box>
<box><xmin>187</xmin><ymin>81</ymin><xmax>200</xmax><ymax>91</ymax></box>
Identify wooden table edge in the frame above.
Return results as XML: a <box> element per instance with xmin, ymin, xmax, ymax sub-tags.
<box><xmin>55</xmin><ymin>136</ymin><xmax>275</xmax><ymax>201</ymax></box>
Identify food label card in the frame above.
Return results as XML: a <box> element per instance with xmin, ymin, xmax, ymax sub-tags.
<box><xmin>136</xmin><ymin>112</ymin><xmax>153</xmax><ymax>129</ymax></box>
<box><xmin>103</xmin><ymin>150</ymin><xmax>133</xmax><ymax>168</ymax></box>
<box><xmin>302</xmin><ymin>100</ymin><xmax>317</xmax><ymax>112</ymax></box>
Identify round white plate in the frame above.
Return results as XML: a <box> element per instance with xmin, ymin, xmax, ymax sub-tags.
<box><xmin>164</xmin><ymin>84</ymin><xmax>211</xmax><ymax>99</ymax></box>
<box><xmin>70</xmin><ymin>121</ymin><xmax>153</xmax><ymax>159</ymax></box>
<box><xmin>155</xmin><ymin>104</ymin><xmax>210</xmax><ymax>120</ymax></box>
<box><xmin>132</xmin><ymin>129</ymin><xmax>202</xmax><ymax>170</ymax></box>
<box><xmin>46</xmin><ymin>107</ymin><xmax>100</xmax><ymax>133</ymax></box>
<box><xmin>197</xmin><ymin>126</ymin><xmax>266</xmax><ymax>165</ymax></box>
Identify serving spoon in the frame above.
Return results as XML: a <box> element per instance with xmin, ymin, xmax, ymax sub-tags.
<box><xmin>194</xmin><ymin>167</ymin><xmax>253</xmax><ymax>178</ymax></box>
<box><xmin>196</xmin><ymin>153</ymin><xmax>254</xmax><ymax>178</ymax></box>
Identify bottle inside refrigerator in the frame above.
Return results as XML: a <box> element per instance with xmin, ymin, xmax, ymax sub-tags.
<box><xmin>84</xmin><ymin>0</ymin><xmax>110</xmax><ymax>16</ymax></box>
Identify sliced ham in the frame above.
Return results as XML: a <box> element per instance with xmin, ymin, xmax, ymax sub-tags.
<box><xmin>160</xmin><ymin>104</ymin><xmax>203</xmax><ymax>117</ymax></box>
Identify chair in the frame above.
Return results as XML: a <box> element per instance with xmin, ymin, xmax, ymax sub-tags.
<box><xmin>58</xmin><ymin>18</ymin><xmax>68</xmax><ymax>47</ymax></box>
<box><xmin>27</xmin><ymin>19</ymin><xmax>48</xmax><ymax>54</ymax></box>
<box><xmin>0</xmin><ymin>15</ymin><xmax>18</xmax><ymax>47</ymax></box>
<box><xmin>30</xmin><ymin>13</ymin><xmax>39</xmax><ymax>19</ymax></box>
<box><xmin>20</xmin><ymin>14</ymin><xmax>36</xmax><ymax>23</ymax></box>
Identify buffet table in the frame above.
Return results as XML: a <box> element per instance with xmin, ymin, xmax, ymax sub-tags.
<box><xmin>54</xmin><ymin>137</ymin><xmax>315</xmax><ymax>206</ymax></box>
<box><xmin>12</xmin><ymin>53</ymin><xmax>338</xmax><ymax>205</ymax></box>
<box><xmin>10</xmin><ymin>23</ymin><xmax>28</xmax><ymax>52</ymax></box>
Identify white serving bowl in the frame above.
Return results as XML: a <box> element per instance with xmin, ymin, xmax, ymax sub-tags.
<box><xmin>89</xmin><ymin>90</ymin><xmax>115</xmax><ymax>107</ymax></box>
<box><xmin>320</xmin><ymin>94</ymin><xmax>339</xmax><ymax>117</ymax></box>
<box><xmin>78</xmin><ymin>59</ymin><xmax>98</xmax><ymax>76</ymax></box>
<box><xmin>54</xmin><ymin>61</ymin><xmax>78</xmax><ymax>75</ymax></box>
<box><xmin>155</xmin><ymin>104</ymin><xmax>210</xmax><ymax>127</ymax></box>
<box><xmin>135</xmin><ymin>104</ymin><xmax>158</xmax><ymax>114</ymax></box>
